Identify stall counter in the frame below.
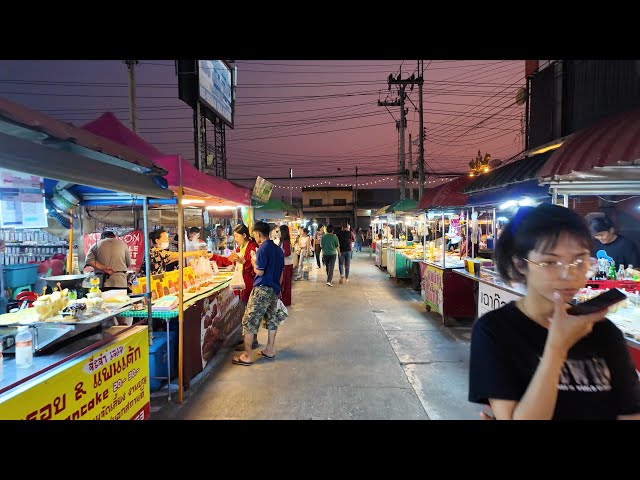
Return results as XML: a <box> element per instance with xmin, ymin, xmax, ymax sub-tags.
<box><xmin>120</xmin><ymin>277</ymin><xmax>243</xmax><ymax>391</ymax></box>
<box><xmin>0</xmin><ymin>325</ymin><xmax>150</xmax><ymax>420</ymax></box>
<box><xmin>418</xmin><ymin>260</ymin><xmax>475</xmax><ymax>325</ymax></box>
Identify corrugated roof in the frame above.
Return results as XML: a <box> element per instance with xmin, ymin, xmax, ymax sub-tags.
<box><xmin>417</xmin><ymin>176</ymin><xmax>473</xmax><ymax>210</ymax></box>
<box><xmin>539</xmin><ymin>106</ymin><xmax>640</xmax><ymax>179</ymax></box>
<box><xmin>0</xmin><ymin>96</ymin><xmax>160</xmax><ymax>170</ymax></box>
<box><xmin>464</xmin><ymin>150</ymin><xmax>553</xmax><ymax>193</ymax></box>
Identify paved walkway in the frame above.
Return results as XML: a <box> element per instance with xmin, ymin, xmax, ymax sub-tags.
<box><xmin>151</xmin><ymin>250</ymin><xmax>480</xmax><ymax>420</ymax></box>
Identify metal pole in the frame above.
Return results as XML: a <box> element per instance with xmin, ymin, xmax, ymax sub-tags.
<box><xmin>442</xmin><ymin>210</ymin><xmax>446</xmax><ymax>269</ymax></box>
<box><xmin>465</xmin><ymin>209</ymin><xmax>469</xmax><ymax>259</ymax></box>
<box><xmin>471</xmin><ymin>207</ymin><xmax>475</xmax><ymax>259</ymax></box>
<box><xmin>289</xmin><ymin>168</ymin><xmax>293</xmax><ymax>206</ymax></box>
<box><xmin>418</xmin><ymin>60</ymin><xmax>425</xmax><ymax>201</ymax></box>
<box><xmin>177</xmin><ymin>161</ymin><xmax>185</xmax><ymax>404</ymax></box>
<box><xmin>408</xmin><ymin>134</ymin><xmax>413</xmax><ymax>200</ymax></box>
<box><xmin>399</xmin><ymin>87</ymin><xmax>406</xmax><ymax>200</ymax></box>
<box><xmin>354</xmin><ymin>166</ymin><xmax>358</xmax><ymax>229</ymax></box>
<box><xmin>143</xmin><ymin>197</ymin><xmax>152</xmax><ymax>331</ymax></box>
<box><xmin>67</xmin><ymin>208</ymin><xmax>73</xmax><ymax>274</ymax></box>
<box><xmin>563</xmin><ymin>194</ymin><xmax>569</xmax><ymax>208</ymax></box>
<box><xmin>552</xmin><ymin>188</ymin><xmax>558</xmax><ymax>205</ymax></box>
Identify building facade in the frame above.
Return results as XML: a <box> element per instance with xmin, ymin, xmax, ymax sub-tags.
<box><xmin>302</xmin><ymin>187</ymin><xmax>354</xmax><ymax>227</ymax></box>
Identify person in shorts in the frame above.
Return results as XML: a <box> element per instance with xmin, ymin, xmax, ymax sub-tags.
<box><xmin>232</xmin><ymin>221</ymin><xmax>285</xmax><ymax>366</ymax></box>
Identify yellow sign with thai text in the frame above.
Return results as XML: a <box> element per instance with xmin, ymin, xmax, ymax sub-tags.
<box><xmin>0</xmin><ymin>326</ymin><xmax>150</xmax><ymax>420</ymax></box>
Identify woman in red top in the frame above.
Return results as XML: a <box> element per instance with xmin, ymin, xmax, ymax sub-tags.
<box><xmin>280</xmin><ymin>224</ymin><xmax>293</xmax><ymax>306</ymax></box>
<box><xmin>228</xmin><ymin>224</ymin><xmax>258</xmax><ymax>304</ymax></box>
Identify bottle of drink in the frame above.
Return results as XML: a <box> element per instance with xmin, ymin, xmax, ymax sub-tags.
<box><xmin>617</xmin><ymin>264</ymin><xmax>625</xmax><ymax>281</ymax></box>
<box><xmin>607</xmin><ymin>264</ymin><xmax>617</xmax><ymax>281</ymax></box>
<box><xmin>15</xmin><ymin>326</ymin><xmax>33</xmax><ymax>368</ymax></box>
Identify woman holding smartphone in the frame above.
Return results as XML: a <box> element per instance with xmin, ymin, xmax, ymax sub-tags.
<box><xmin>469</xmin><ymin>204</ymin><xmax>640</xmax><ymax>420</ymax></box>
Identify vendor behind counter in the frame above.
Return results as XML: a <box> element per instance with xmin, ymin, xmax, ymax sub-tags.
<box><xmin>141</xmin><ymin>228</ymin><xmax>208</xmax><ymax>276</ymax></box>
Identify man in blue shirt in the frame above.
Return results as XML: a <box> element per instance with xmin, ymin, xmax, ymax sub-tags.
<box><xmin>232</xmin><ymin>221</ymin><xmax>285</xmax><ymax>366</ymax></box>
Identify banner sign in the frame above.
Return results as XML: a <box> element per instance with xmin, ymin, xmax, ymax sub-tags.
<box><xmin>83</xmin><ymin>230</ymin><xmax>145</xmax><ymax>273</ymax></box>
<box><xmin>0</xmin><ymin>327</ymin><xmax>150</xmax><ymax>420</ymax></box>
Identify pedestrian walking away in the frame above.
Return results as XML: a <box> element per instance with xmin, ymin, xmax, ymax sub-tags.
<box><xmin>294</xmin><ymin>227</ymin><xmax>312</xmax><ymax>281</ymax></box>
<box><xmin>232</xmin><ymin>221</ymin><xmax>285</xmax><ymax>366</ymax></box>
<box><xmin>336</xmin><ymin>221</ymin><xmax>353</xmax><ymax>284</ymax></box>
<box><xmin>320</xmin><ymin>224</ymin><xmax>340</xmax><ymax>286</ymax></box>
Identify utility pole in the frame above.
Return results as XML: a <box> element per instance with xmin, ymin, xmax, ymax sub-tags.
<box><xmin>417</xmin><ymin>60</ymin><xmax>425</xmax><ymax>202</ymax></box>
<box><xmin>408</xmin><ymin>134</ymin><xmax>413</xmax><ymax>200</ymax></box>
<box><xmin>289</xmin><ymin>168</ymin><xmax>293</xmax><ymax>206</ymax></box>
<box><xmin>378</xmin><ymin>95</ymin><xmax>405</xmax><ymax>199</ymax></box>
<box><xmin>124</xmin><ymin>60</ymin><xmax>139</xmax><ymax>133</ymax></box>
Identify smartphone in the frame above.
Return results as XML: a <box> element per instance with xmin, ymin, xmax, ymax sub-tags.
<box><xmin>566</xmin><ymin>288</ymin><xmax>627</xmax><ymax>316</ymax></box>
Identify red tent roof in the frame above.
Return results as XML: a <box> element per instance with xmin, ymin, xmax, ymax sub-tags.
<box><xmin>81</xmin><ymin>112</ymin><xmax>164</xmax><ymax>159</ymax></box>
<box><xmin>539</xmin><ymin>106</ymin><xmax>640</xmax><ymax>179</ymax></box>
<box><xmin>0</xmin><ymin>96</ymin><xmax>158</xmax><ymax>169</ymax></box>
<box><xmin>153</xmin><ymin>155</ymin><xmax>251</xmax><ymax>206</ymax></box>
<box><xmin>418</xmin><ymin>176</ymin><xmax>473</xmax><ymax>210</ymax></box>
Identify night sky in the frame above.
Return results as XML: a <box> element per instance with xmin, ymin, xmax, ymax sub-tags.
<box><xmin>0</xmin><ymin>60</ymin><xmax>525</xmax><ymax>193</ymax></box>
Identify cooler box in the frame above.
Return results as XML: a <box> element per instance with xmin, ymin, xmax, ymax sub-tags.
<box><xmin>4</xmin><ymin>263</ymin><xmax>39</xmax><ymax>289</ymax></box>
<box><xmin>149</xmin><ymin>330</ymin><xmax>178</xmax><ymax>392</ymax></box>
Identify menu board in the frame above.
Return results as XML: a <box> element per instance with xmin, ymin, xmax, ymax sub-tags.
<box><xmin>0</xmin><ymin>169</ymin><xmax>48</xmax><ymax>229</ymax></box>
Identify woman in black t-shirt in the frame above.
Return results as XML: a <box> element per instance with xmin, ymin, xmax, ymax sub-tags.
<box><xmin>469</xmin><ymin>204</ymin><xmax>640</xmax><ymax>420</ymax></box>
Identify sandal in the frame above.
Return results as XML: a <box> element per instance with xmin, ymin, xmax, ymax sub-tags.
<box><xmin>232</xmin><ymin>356</ymin><xmax>253</xmax><ymax>366</ymax></box>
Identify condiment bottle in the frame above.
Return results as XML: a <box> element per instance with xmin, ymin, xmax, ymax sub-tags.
<box><xmin>15</xmin><ymin>326</ymin><xmax>33</xmax><ymax>368</ymax></box>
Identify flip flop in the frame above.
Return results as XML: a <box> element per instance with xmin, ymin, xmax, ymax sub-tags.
<box><xmin>259</xmin><ymin>350</ymin><xmax>276</xmax><ymax>359</ymax></box>
<box><xmin>232</xmin><ymin>356</ymin><xmax>253</xmax><ymax>366</ymax></box>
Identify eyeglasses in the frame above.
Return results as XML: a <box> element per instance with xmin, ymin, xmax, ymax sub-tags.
<box><xmin>522</xmin><ymin>257</ymin><xmax>598</xmax><ymax>278</ymax></box>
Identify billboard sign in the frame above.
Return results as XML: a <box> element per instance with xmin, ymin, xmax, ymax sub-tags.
<box><xmin>198</xmin><ymin>60</ymin><xmax>235</xmax><ymax>128</ymax></box>
<box><xmin>251</xmin><ymin>176</ymin><xmax>274</xmax><ymax>203</ymax></box>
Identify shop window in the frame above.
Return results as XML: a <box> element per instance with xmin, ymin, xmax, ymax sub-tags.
<box><xmin>310</xmin><ymin>199</ymin><xmax>323</xmax><ymax>207</ymax></box>
<box><xmin>333</xmin><ymin>198</ymin><xmax>347</xmax><ymax>206</ymax></box>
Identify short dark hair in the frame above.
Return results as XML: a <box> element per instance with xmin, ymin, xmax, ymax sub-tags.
<box><xmin>342</xmin><ymin>221</ymin><xmax>349</xmax><ymax>229</ymax></box>
<box><xmin>494</xmin><ymin>204</ymin><xmax>593</xmax><ymax>285</ymax></box>
<box><xmin>233</xmin><ymin>223</ymin><xmax>251</xmax><ymax>240</ymax></box>
<box><xmin>589</xmin><ymin>216</ymin><xmax>614</xmax><ymax>235</ymax></box>
<box><xmin>188</xmin><ymin>227</ymin><xmax>200</xmax><ymax>235</ymax></box>
<box><xmin>101</xmin><ymin>231</ymin><xmax>116</xmax><ymax>239</ymax></box>
<box><xmin>149</xmin><ymin>228</ymin><xmax>166</xmax><ymax>245</ymax></box>
<box><xmin>302</xmin><ymin>227</ymin><xmax>309</xmax><ymax>235</ymax></box>
<box><xmin>252</xmin><ymin>221</ymin><xmax>270</xmax><ymax>238</ymax></box>
<box><xmin>326</xmin><ymin>224</ymin><xmax>334</xmax><ymax>233</ymax></box>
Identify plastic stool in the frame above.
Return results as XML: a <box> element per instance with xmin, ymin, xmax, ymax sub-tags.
<box><xmin>13</xmin><ymin>285</ymin><xmax>32</xmax><ymax>300</ymax></box>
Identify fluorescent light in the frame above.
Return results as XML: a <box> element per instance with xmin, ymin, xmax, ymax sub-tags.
<box><xmin>206</xmin><ymin>205</ymin><xmax>236</xmax><ymax>210</ymax></box>
<box><xmin>182</xmin><ymin>199</ymin><xmax>205</xmax><ymax>205</ymax></box>
<box><xmin>500</xmin><ymin>200</ymin><xmax>517</xmax><ymax>210</ymax></box>
<box><xmin>518</xmin><ymin>198</ymin><xmax>533</xmax><ymax>207</ymax></box>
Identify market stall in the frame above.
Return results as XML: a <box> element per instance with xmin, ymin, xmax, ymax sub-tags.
<box><xmin>0</xmin><ymin>96</ymin><xmax>174</xmax><ymax>419</ymax></box>
<box><xmin>416</xmin><ymin>177</ymin><xmax>476</xmax><ymax>325</ymax></box>
<box><xmin>78</xmin><ymin>114</ymin><xmax>254</xmax><ymax>401</ymax></box>
<box><xmin>384</xmin><ymin>198</ymin><xmax>418</xmax><ymax>281</ymax></box>
<box><xmin>372</xmin><ymin>205</ymin><xmax>392</xmax><ymax>269</ymax></box>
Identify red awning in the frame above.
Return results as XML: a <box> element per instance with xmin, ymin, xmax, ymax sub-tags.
<box><xmin>153</xmin><ymin>155</ymin><xmax>251</xmax><ymax>206</ymax></box>
<box><xmin>539</xmin><ymin>106</ymin><xmax>640</xmax><ymax>179</ymax></box>
<box><xmin>417</xmin><ymin>176</ymin><xmax>473</xmax><ymax>210</ymax></box>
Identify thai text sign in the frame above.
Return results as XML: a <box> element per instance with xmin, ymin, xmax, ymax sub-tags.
<box><xmin>477</xmin><ymin>283</ymin><xmax>523</xmax><ymax>318</ymax></box>
<box><xmin>0</xmin><ymin>326</ymin><xmax>150</xmax><ymax>420</ymax></box>
<box><xmin>423</xmin><ymin>265</ymin><xmax>444</xmax><ymax>314</ymax></box>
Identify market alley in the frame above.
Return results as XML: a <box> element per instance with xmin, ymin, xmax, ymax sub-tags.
<box><xmin>151</xmin><ymin>250</ymin><xmax>480</xmax><ymax>420</ymax></box>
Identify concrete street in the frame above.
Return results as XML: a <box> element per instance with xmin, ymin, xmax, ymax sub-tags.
<box><xmin>151</xmin><ymin>249</ymin><xmax>480</xmax><ymax>420</ymax></box>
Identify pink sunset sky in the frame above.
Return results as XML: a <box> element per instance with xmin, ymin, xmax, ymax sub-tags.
<box><xmin>0</xmin><ymin>60</ymin><xmax>525</xmax><ymax>192</ymax></box>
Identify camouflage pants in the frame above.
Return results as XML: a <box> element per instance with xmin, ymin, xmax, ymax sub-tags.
<box><xmin>242</xmin><ymin>285</ymin><xmax>280</xmax><ymax>335</ymax></box>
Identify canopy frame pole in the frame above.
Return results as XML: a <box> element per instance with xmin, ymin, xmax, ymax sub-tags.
<box><xmin>178</xmin><ymin>162</ymin><xmax>185</xmax><ymax>404</ymax></box>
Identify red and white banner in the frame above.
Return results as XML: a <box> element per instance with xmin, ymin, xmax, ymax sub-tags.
<box><xmin>83</xmin><ymin>230</ymin><xmax>145</xmax><ymax>273</ymax></box>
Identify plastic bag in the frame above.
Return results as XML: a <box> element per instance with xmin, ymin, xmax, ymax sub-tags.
<box><xmin>276</xmin><ymin>298</ymin><xmax>289</xmax><ymax>323</ymax></box>
<box><xmin>230</xmin><ymin>262</ymin><xmax>246</xmax><ymax>291</ymax></box>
